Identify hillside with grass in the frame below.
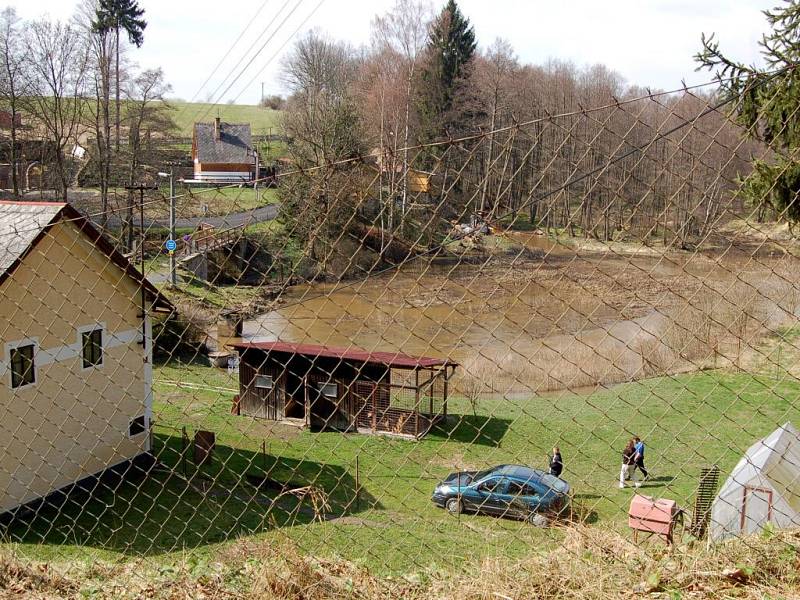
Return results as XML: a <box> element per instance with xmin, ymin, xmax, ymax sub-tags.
<box><xmin>167</xmin><ymin>101</ymin><xmax>283</xmax><ymax>136</ymax></box>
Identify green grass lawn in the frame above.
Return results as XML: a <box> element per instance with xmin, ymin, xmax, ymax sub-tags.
<box><xmin>159</xmin><ymin>186</ymin><xmax>279</xmax><ymax>220</ymax></box>
<box><xmin>6</xmin><ymin>358</ymin><xmax>799</xmax><ymax>574</ymax></box>
<box><xmin>168</xmin><ymin>102</ymin><xmax>282</xmax><ymax>136</ymax></box>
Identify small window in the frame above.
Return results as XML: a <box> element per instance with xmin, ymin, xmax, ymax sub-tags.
<box><xmin>10</xmin><ymin>344</ymin><xmax>35</xmax><ymax>388</ymax></box>
<box><xmin>254</xmin><ymin>374</ymin><xmax>273</xmax><ymax>389</ymax></box>
<box><xmin>129</xmin><ymin>415</ymin><xmax>146</xmax><ymax>437</ymax></box>
<box><xmin>318</xmin><ymin>382</ymin><xmax>337</xmax><ymax>398</ymax></box>
<box><xmin>81</xmin><ymin>328</ymin><xmax>103</xmax><ymax>368</ymax></box>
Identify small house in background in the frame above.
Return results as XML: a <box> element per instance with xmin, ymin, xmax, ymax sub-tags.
<box><xmin>191</xmin><ymin>118</ymin><xmax>255</xmax><ymax>183</ymax></box>
<box><xmin>0</xmin><ymin>200</ymin><xmax>172</xmax><ymax>515</ymax></box>
<box><xmin>369</xmin><ymin>146</ymin><xmax>435</xmax><ymax>194</ymax></box>
<box><xmin>0</xmin><ymin>111</ymin><xmax>22</xmax><ymax>129</ymax></box>
<box><xmin>231</xmin><ymin>341</ymin><xmax>457</xmax><ymax>439</ymax></box>
<box><xmin>710</xmin><ymin>422</ymin><xmax>800</xmax><ymax>541</ymax></box>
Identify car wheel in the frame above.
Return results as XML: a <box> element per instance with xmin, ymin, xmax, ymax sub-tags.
<box><xmin>445</xmin><ymin>497</ymin><xmax>463</xmax><ymax>515</ymax></box>
<box><xmin>528</xmin><ymin>513</ymin><xmax>549</xmax><ymax>528</ymax></box>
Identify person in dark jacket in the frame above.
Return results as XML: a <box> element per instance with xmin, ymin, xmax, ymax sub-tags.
<box><xmin>633</xmin><ymin>436</ymin><xmax>649</xmax><ymax>482</ymax></box>
<box><xmin>619</xmin><ymin>439</ymin><xmax>636</xmax><ymax>488</ymax></box>
<box><xmin>548</xmin><ymin>447</ymin><xmax>563</xmax><ymax>478</ymax></box>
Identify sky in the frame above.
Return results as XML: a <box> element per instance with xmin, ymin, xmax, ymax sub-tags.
<box><xmin>5</xmin><ymin>0</ymin><xmax>776</xmax><ymax>104</ymax></box>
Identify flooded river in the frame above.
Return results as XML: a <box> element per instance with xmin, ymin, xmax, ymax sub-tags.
<box><xmin>238</xmin><ymin>236</ymin><xmax>800</xmax><ymax>395</ymax></box>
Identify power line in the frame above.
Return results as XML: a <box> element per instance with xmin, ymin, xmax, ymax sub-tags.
<box><xmin>190</xmin><ymin>0</ymin><xmax>305</xmax><ymax>126</ymax></box>
<box><xmin>188</xmin><ymin>0</ymin><xmax>272</xmax><ymax>105</ymax></box>
<box><xmin>229</xmin><ymin>0</ymin><xmax>326</xmax><ymax>106</ymax></box>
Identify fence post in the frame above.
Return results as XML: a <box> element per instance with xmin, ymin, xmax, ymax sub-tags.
<box><xmin>262</xmin><ymin>440</ymin><xmax>267</xmax><ymax>474</ymax></box>
<box><xmin>457</xmin><ymin>464</ymin><xmax>461</xmax><ymax>523</ymax></box>
<box><xmin>414</xmin><ymin>369</ymin><xmax>420</xmax><ymax>438</ymax></box>
<box><xmin>181</xmin><ymin>426</ymin><xmax>188</xmax><ymax>477</ymax></box>
<box><xmin>355</xmin><ymin>454</ymin><xmax>360</xmax><ymax>512</ymax></box>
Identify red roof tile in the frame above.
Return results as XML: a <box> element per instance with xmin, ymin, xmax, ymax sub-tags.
<box><xmin>232</xmin><ymin>341</ymin><xmax>456</xmax><ymax>369</ymax></box>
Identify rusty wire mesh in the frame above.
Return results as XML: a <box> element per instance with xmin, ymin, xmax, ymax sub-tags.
<box><xmin>2</xmin><ymin>70</ymin><xmax>800</xmax><ymax>590</ymax></box>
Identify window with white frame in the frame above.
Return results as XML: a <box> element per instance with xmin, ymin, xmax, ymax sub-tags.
<box><xmin>81</xmin><ymin>328</ymin><xmax>103</xmax><ymax>368</ymax></box>
<box><xmin>9</xmin><ymin>343</ymin><xmax>35</xmax><ymax>388</ymax></box>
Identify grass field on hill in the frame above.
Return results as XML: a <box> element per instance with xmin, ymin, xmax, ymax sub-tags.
<box><xmin>167</xmin><ymin>101</ymin><xmax>282</xmax><ymax>136</ymax></box>
<box><xmin>6</xmin><ymin>352</ymin><xmax>799</xmax><ymax>574</ymax></box>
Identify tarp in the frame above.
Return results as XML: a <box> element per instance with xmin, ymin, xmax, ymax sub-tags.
<box><xmin>710</xmin><ymin>422</ymin><xmax>800</xmax><ymax>541</ymax></box>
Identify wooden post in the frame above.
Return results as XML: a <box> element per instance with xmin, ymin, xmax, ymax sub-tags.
<box><xmin>429</xmin><ymin>367</ymin><xmax>434</xmax><ymax>416</ymax></box>
<box><xmin>181</xmin><ymin>426</ymin><xmax>187</xmax><ymax>477</ymax></box>
<box><xmin>443</xmin><ymin>367</ymin><xmax>450</xmax><ymax>419</ymax></box>
<box><xmin>372</xmin><ymin>383</ymin><xmax>377</xmax><ymax>432</ymax></box>
<box><xmin>457</xmin><ymin>463</ymin><xmax>461</xmax><ymax>523</ymax></box>
<box><xmin>355</xmin><ymin>454</ymin><xmax>360</xmax><ymax>512</ymax></box>
<box><xmin>415</xmin><ymin>368</ymin><xmax>420</xmax><ymax>439</ymax></box>
<box><xmin>304</xmin><ymin>376</ymin><xmax>310</xmax><ymax>428</ymax></box>
<box><xmin>262</xmin><ymin>440</ymin><xmax>267</xmax><ymax>474</ymax></box>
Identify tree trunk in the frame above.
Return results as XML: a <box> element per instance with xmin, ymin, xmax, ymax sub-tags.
<box><xmin>9</xmin><ymin>104</ymin><xmax>17</xmax><ymax>197</ymax></box>
<box><xmin>480</xmin><ymin>94</ymin><xmax>497</xmax><ymax>215</ymax></box>
<box><xmin>115</xmin><ymin>26</ymin><xmax>120</xmax><ymax>152</ymax></box>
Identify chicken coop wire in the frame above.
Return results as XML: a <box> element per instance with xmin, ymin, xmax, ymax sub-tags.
<box><xmin>1</xmin><ymin>68</ymin><xmax>800</xmax><ymax>579</ymax></box>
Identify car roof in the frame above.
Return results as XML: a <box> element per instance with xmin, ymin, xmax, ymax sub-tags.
<box><xmin>485</xmin><ymin>465</ymin><xmax>569</xmax><ymax>493</ymax></box>
<box><xmin>495</xmin><ymin>465</ymin><xmax>548</xmax><ymax>480</ymax></box>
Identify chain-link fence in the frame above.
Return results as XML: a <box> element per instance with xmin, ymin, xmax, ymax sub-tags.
<box><xmin>2</xmin><ymin>69</ymin><xmax>800</xmax><ymax>597</ymax></box>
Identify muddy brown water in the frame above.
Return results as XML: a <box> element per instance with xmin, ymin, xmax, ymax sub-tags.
<box><xmin>235</xmin><ymin>237</ymin><xmax>800</xmax><ymax>395</ymax></box>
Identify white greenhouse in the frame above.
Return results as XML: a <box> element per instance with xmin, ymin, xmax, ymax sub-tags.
<box><xmin>710</xmin><ymin>422</ymin><xmax>800</xmax><ymax>541</ymax></box>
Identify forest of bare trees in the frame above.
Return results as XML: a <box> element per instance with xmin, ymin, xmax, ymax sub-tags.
<box><xmin>0</xmin><ymin>1</ymin><xmax>174</xmax><ymax>249</ymax></box>
<box><xmin>0</xmin><ymin>0</ymin><xmax>765</xmax><ymax>257</ymax></box>
<box><xmin>280</xmin><ymin>0</ymin><xmax>761</xmax><ymax>256</ymax></box>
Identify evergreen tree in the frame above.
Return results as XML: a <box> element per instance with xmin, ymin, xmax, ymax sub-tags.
<box><xmin>697</xmin><ymin>1</ymin><xmax>800</xmax><ymax>228</ymax></box>
<box><xmin>93</xmin><ymin>0</ymin><xmax>146</xmax><ymax>151</ymax></box>
<box><xmin>417</xmin><ymin>0</ymin><xmax>476</xmax><ymax>141</ymax></box>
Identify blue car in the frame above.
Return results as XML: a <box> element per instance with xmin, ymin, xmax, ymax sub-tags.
<box><xmin>431</xmin><ymin>464</ymin><xmax>570</xmax><ymax>524</ymax></box>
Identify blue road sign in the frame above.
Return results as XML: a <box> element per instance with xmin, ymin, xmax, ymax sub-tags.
<box><xmin>165</xmin><ymin>239</ymin><xmax>177</xmax><ymax>252</ymax></box>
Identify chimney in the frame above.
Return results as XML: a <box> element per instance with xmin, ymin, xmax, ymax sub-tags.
<box><xmin>214</xmin><ymin>117</ymin><xmax>221</xmax><ymax>141</ymax></box>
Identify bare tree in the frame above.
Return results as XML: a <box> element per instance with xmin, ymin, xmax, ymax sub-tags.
<box><xmin>372</xmin><ymin>0</ymin><xmax>432</xmax><ymax>220</ymax></box>
<box><xmin>23</xmin><ymin>18</ymin><xmax>88</xmax><ymax>201</ymax></box>
<box><xmin>0</xmin><ymin>7</ymin><xmax>26</xmax><ymax>196</ymax></box>
<box><xmin>474</xmin><ymin>38</ymin><xmax>518</xmax><ymax>216</ymax></box>
<box><xmin>122</xmin><ymin>68</ymin><xmax>173</xmax><ymax>251</ymax></box>
<box><xmin>76</xmin><ymin>0</ymin><xmax>114</xmax><ymax>227</ymax></box>
<box><xmin>280</xmin><ymin>31</ymin><xmax>365</xmax><ymax>264</ymax></box>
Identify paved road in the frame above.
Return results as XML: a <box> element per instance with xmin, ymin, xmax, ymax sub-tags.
<box><xmin>112</xmin><ymin>204</ymin><xmax>279</xmax><ymax>231</ymax></box>
<box><xmin>163</xmin><ymin>204</ymin><xmax>279</xmax><ymax>230</ymax></box>
<box><xmin>22</xmin><ymin>190</ymin><xmax>280</xmax><ymax>231</ymax></box>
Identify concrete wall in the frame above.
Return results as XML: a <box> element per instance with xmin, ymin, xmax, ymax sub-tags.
<box><xmin>0</xmin><ymin>219</ymin><xmax>151</xmax><ymax>513</ymax></box>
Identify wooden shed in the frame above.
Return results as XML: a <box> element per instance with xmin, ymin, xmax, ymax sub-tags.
<box><xmin>232</xmin><ymin>341</ymin><xmax>457</xmax><ymax>439</ymax></box>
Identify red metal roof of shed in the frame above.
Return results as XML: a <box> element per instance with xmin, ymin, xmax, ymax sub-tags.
<box><xmin>232</xmin><ymin>341</ymin><xmax>456</xmax><ymax>369</ymax></box>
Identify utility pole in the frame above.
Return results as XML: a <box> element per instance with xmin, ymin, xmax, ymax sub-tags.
<box><xmin>261</xmin><ymin>82</ymin><xmax>264</xmax><ymax>106</ymax></box>
<box><xmin>158</xmin><ymin>168</ymin><xmax>178</xmax><ymax>286</ymax></box>
<box><xmin>169</xmin><ymin>167</ymin><xmax>176</xmax><ymax>286</ymax></box>
<box><xmin>125</xmin><ymin>183</ymin><xmax>158</xmax><ymax>352</ymax></box>
<box><xmin>125</xmin><ymin>183</ymin><xmax>158</xmax><ymax>270</ymax></box>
